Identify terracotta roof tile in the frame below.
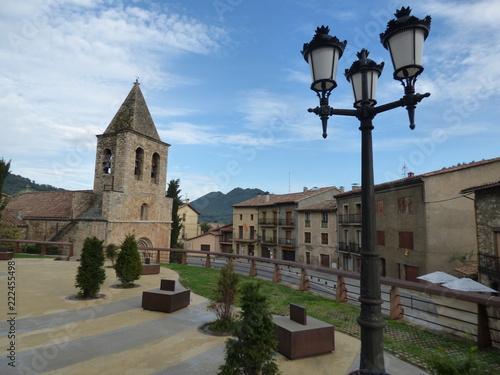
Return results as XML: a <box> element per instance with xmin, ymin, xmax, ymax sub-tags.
<box><xmin>5</xmin><ymin>191</ymin><xmax>87</xmax><ymax>219</ymax></box>
<box><xmin>1</xmin><ymin>208</ymin><xmax>26</xmax><ymax>227</ymax></box>
<box><xmin>296</xmin><ymin>200</ymin><xmax>337</xmax><ymax>211</ymax></box>
<box><xmin>336</xmin><ymin>157</ymin><xmax>500</xmax><ymax>197</ymax></box>
<box><xmin>233</xmin><ymin>187</ymin><xmax>337</xmax><ymax>207</ymax></box>
<box><xmin>460</xmin><ymin>180</ymin><xmax>500</xmax><ymax>194</ymax></box>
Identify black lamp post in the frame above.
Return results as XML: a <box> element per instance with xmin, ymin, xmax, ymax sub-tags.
<box><xmin>301</xmin><ymin>7</ymin><xmax>431</xmax><ymax>374</ymax></box>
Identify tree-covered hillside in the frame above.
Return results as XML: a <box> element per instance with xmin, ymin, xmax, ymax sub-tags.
<box><xmin>3</xmin><ymin>173</ymin><xmax>65</xmax><ymax>195</ymax></box>
<box><xmin>191</xmin><ymin>187</ymin><xmax>267</xmax><ymax>224</ymax></box>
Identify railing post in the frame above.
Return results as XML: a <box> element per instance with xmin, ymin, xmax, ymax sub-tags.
<box><xmin>299</xmin><ymin>268</ymin><xmax>310</xmax><ymax>291</ymax></box>
<box><xmin>390</xmin><ymin>286</ymin><xmax>404</xmax><ymax>320</ymax></box>
<box><xmin>477</xmin><ymin>304</ymin><xmax>492</xmax><ymax>348</ymax></box>
<box><xmin>156</xmin><ymin>249</ymin><xmax>160</xmax><ymax>263</ymax></box>
<box><xmin>205</xmin><ymin>254</ymin><xmax>211</xmax><ymax>268</ymax></box>
<box><xmin>336</xmin><ymin>276</ymin><xmax>348</xmax><ymax>303</ymax></box>
<box><xmin>249</xmin><ymin>259</ymin><xmax>257</xmax><ymax>277</ymax></box>
<box><xmin>273</xmin><ymin>264</ymin><xmax>281</xmax><ymax>283</ymax></box>
<box><xmin>41</xmin><ymin>245</ymin><xmax>46</xmax><ymax>256</ymax></box>
<box><xmin>15</xmin><ymin>242</ymin><xmax>20</xmax><ymax>254</ymax></box>
<box><xmin>182</xmin><ymin>253</ymin><xmax>187</xmax><ymax>265</ymax></box>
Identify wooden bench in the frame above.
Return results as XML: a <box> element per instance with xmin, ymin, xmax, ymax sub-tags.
<box><xmin>141</xmin><ymin>263</ymin><xmax>160</xmax><ymax>275</ymax></box>
<box><xmin>142</xmin><ymin>279</ymin><xmax>190</xmax><ymax>313</ymax></box>
<box><xmin>0</xmin><ymin>248</ymin><xmax>13</xmax><ymax>260</ymax></box>
<box><xmin>273</xmin><ymin>303</ymin><xmax>335</xmax><ymax>359</ymax></box>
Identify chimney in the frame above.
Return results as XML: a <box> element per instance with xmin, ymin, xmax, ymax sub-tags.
<box><xmin>265</xmin><ymin>194</ymin><xmax>270</xmax><ymax>202</ymax></box>
<box><xmin>17</xmin><ymin>210</ymin><xmax>23</xmax><ymax>220</ymax></box>
<box><xmin>352</xmin><ymin>184</ymin><xmax>361</xmax><ymax>191</ymax></box>
<box><xmin>303</xmin><ymin>187</ymin><xmax>308</xmax><ymax>192</ymax></box>
<box><xmin>185</xmin><ymin>198</ymin><xmax>190</xmax><ymax>204</ymax></box>
<box><xmin>407</xmin><ymin>172</ymin><xmax>414</xmax><ymax>178</ymax></box>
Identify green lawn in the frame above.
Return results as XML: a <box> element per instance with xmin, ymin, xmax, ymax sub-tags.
<box><xmin>162</xmin><ymin>263</ymin><xmax>500</xmax><ymax>375</ymax></box>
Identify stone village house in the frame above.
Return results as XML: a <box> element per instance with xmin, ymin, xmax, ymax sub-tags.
<box><xmin>231</xmin><ymin>187</ymin><xmax>342</xmax><ymax>263</ymax></box>
<box><xmin>335</xmin><ymin>157</ymin><xmax>500</xmax><ymax>281</ymax></box>
<box><xmin>3</xmin><ymin>81</ymin><xmax>173</xmax><ymax>259</ymax></box>
<box><xmin>461</xmin><ymin>180</ymin><xmax>500</xmax><ymax>292</ymax></box>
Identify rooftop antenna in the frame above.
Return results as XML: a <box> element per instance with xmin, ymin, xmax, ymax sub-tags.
<box><xmin>288</xmin><ymin>171</ymin><xmax>291</xmax><ymax>193</ymax></box>
<box><xmin>402</xmin><ymin>163</ymin><xmax>408</xmax><ymax>178</ymax></box>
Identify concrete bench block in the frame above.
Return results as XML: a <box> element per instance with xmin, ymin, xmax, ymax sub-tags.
<box><xmin>273</xmin><ymin>304</ymin><xmax>334</xmax><ymax>359</ymax></box>
<box><xmin>142</xmin><ymin>280</ymin><xmax>190</xmax><ymax>313</ymax></box>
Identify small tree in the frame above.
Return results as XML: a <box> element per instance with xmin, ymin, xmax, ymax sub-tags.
<box><xmin>115</xmin><ymin>234</ymin><xmax>142</xmax><ymax>287</ymax></box>
<box><xmin>207</xmin><ymin>261</ymin><xmax>239</xmax><ymax>332</ymax></box>
<box><xmin>169</xmin><ymin>241</ymin><xmax>184</xmax><ymax>264</ymax></box>
<box><xmin>105</xmin><ymin>243</ymin><xmax>119</xmax><ymax>266</ymax></box>
<box><xmin>75</xmin><ymin>236</ymin><xmax>106</xmax><ymax>299</ymax></box>
<box><xmin>200</xmin><ymin>221</ymin><xmax>210</xmax><ymax>233</ymax></box>
<box><xmin>167</xmin><ymin>178</ymin><xmax>183</xmax><ymax>247</ymax></box>
<box><xmin>219</xmin><ymin>281</ymin><xmax>280</xmax><ymax>375</ymax></box>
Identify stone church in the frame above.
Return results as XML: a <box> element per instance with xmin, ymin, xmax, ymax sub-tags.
<box><xmin>4</xmin><ymin>81</ymin><xmax>172</xmax><ymax>258</ymax></box>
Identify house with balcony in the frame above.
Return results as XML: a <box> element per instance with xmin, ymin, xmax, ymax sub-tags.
<box><xmin>461</xmin><ymin>180</ymin><xmax>500</xmax><ymax>292</ymax></box>
<box><xmin>232</xmin><ymin>187</ymin><xmax>342</xmax><ymax>262</ymax></box>
<box><xmin>296</xmin><ymin>200</ymin><xmax>337</xmax><ymax>267</ymax></box>
<box><xmin>335</xmin><ymin>157</ymin><xmax>500</xmax><ymax>281</ymax></box>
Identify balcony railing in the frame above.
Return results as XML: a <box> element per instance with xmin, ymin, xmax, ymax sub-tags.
<box><xmin>337</xmin><ymin>213</ymin><xmax>362</xmax><ymax>225</ymax></box>
<box><xmin>259</xmin><ymin>219</ymin><xmax>277</xmax><ymax>226</ymax></box>
<box><xmin>338</xmin><ymin>242</ymin><xmax>362</xmax><ymax>254</ymax></box>
<box><xmin>278</xmin><ymin>219</ymin><xmax>295</xmax><ymax>227</ymax></box>
<box><xmin>278</xmin><ymin>237</ymin><xmax>296</xmax><ymax>247</ymax></box>
<box><xmin>261</xmin><ymin>236</ymin><xmax>277</xmax><ymax>245</ymax></box>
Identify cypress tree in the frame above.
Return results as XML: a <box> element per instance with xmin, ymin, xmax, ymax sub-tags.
<box><xmin>219</xmin><ymin>281</ymin><xmax>280</xmax><ymax>375</ymax></box>
<box><xmin>115</xmin><ymin>234</ymin><xmax>142</xmax><ymax>287</ymax></box>
<box><xmin>75</xmin><ymin>236</ymin><xmax>106</xmax><ymax>299</ymax></box>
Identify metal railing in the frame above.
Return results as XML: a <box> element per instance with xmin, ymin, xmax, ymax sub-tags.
<box><xmin>337</xmin><ymin>213</ymin><xmax>362</xmax><ymax>224</ymax></box>
<box><xmin>338</xmin><ymin>242</ymin><xmax>362</xmax><ymax>254</ymax></box>
<box><xmin>0</xmin><ymin>239</ymin><xmax>74</xmax><ymax>259</ymax></box>
<box><xmin>6</xmin><ymin>240</ymin><xmax>500</xmax><ymax>350</ymax></box>
<box><xmin>140</xmin><ymin>247</ymin><xmax>500</xmax><ymax>349</ymax></box>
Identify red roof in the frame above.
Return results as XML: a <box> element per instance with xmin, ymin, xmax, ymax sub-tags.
<box><xmin>5</xmin><ymin>191</ymin><xmax>90</xmax><ymax>219</ymax></box>
<box><xmin>233</xmin><ymin>187</ymin><xmax>337</xmax><ymax>207</ymax></box>
<box><xmin>336</xmin><ymin>157</ymin><xmax>500</xmax><ymax>197</ymax></box>
<box><xmin>296</xmin><ymin>200</ymin><xmax>337</xmax><ymax>211</ymax></box>
<box><xmin>460</xmin><ymin>180</ymin><xmax>500</xmax><ymax>194</ymax></box>
<box><xmin>1</xmin><ymin>208</ymin><xmax>26</xmax><ymax>227</ymax></box>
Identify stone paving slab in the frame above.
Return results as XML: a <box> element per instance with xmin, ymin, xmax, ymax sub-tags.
<box><xmin>0</xmin><ymin>258</ymin><xmax>428</xmax><ymax>374</ymax></box>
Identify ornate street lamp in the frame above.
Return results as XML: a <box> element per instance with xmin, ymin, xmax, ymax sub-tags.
<box><xmin>302</xmin><ymin>6</ymin><xmax>431</xmax><ymax>374</ymax></box>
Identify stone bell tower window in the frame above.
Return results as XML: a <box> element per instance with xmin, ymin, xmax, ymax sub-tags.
<box><xmin>151</xmin><ymin>152</ymin><xmax>160</xmax><ymax>184</ymax></box>
<box><xmin>102</xmin><ymin>149</ymin><xmax>112</xmax><ymax>174</ymax></box>
<box><xmin>135</xmin><ymin>148</ymin><xmax>144</xmax><ymax>180</ymax></box>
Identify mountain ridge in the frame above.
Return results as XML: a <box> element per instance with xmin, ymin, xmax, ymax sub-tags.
<box><xmin>190</xmin><ymin>187</ymin><xmax>267</xmax><ymax>224</ymax></box>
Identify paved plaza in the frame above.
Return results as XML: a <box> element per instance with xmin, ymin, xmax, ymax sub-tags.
<box><xmin>0</xmin><ymin>258</ymin><xmax>428</xmax><ymax>374</ymax></box>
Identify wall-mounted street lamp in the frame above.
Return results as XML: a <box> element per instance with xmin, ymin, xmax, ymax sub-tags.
<box><xmin>302</xmin><ymin>6</ymin><xmax>431</xmax><ymax>374</ymax></box>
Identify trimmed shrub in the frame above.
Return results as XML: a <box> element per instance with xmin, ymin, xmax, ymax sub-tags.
<box><xmin>219</xmin><ymin>281</ymin><xmax>280</xmax><ymax>375</ymax></box>
<box><xmin>75</xmin><ymin>236</ymin><xmax>106</xmax><ymax>299</ymax></box>
<box><xmin>207</xmin><ymin>260</ymin><xmax>239</xmax><ymax>333</ymax></box>
<box><xmin>105</xmin><ymin>243</ymin><xmax>119</xmax><ymax>266</ymax></box>
<box><xmin>115</xmin><ymin>234</ymin><xmax>142</xmax><ymax>287</ymax></box>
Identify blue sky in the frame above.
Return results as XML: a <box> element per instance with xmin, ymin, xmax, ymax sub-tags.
<box><xmin>1</xmin><ymin>0</ymin><xmax>499</xmax><ymax>200</ymax></box>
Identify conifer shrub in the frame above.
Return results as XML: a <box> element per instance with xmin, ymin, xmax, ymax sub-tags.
<box><xmin>207</xmin><ymin>260</ymin><xmax>239</xmax><ymax>333</ymax></box>
<box><xmin>114</xmin><ymin>234</ymin><xmax>142</xmax><ymax>287</ymax></box>
<box><xmin>75</xmin><ymin>236</ymin><xmax>106</xmax><ymax>299</ymax></box>
<box><xmin>219</xmin><ymin>281</ymin><xmax>280</xmax><ymax>375</ymax></box>
<box><xmin>105</xmin><ymin>243</ymin><xmax>119</xmax><ymax>266</ymax></box>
